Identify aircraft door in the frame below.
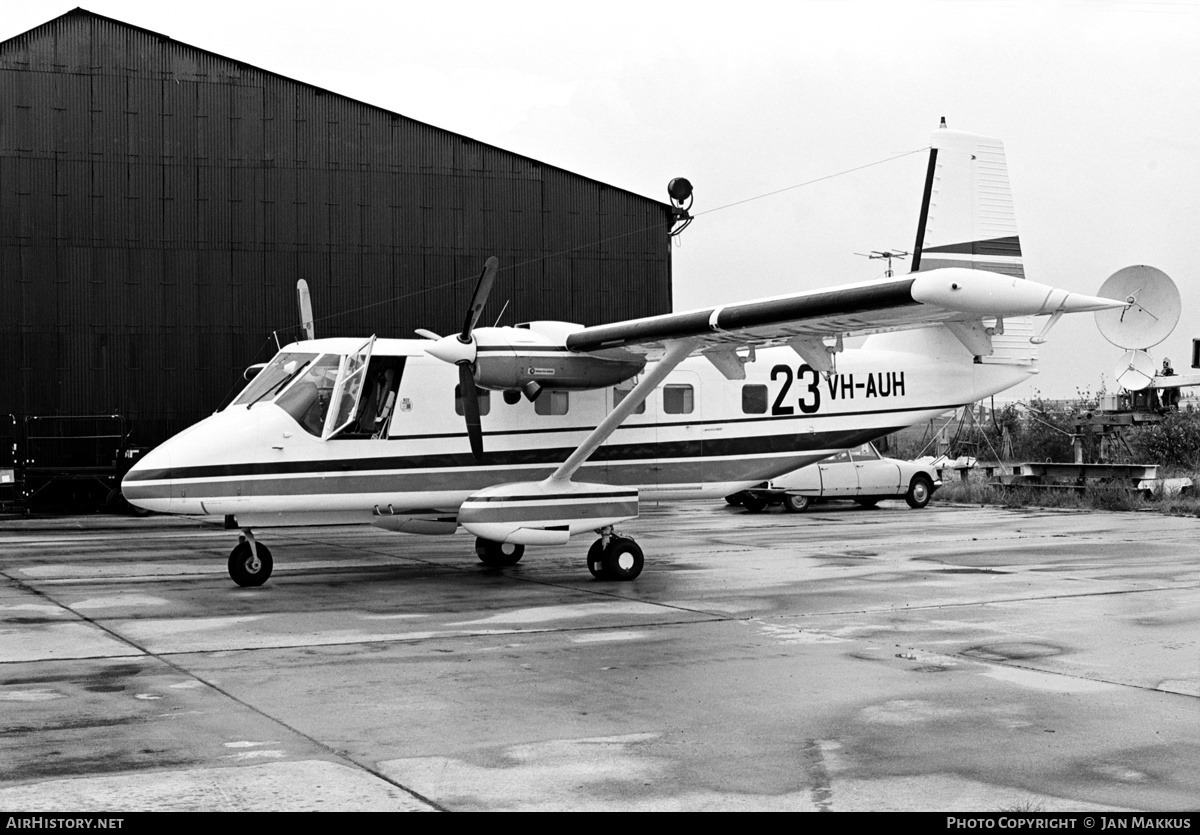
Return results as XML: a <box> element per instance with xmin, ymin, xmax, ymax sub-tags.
<box><xmin>321</xmin><ymin>336</ymin><xmax>376</xmax><ymax>441</ymax></box>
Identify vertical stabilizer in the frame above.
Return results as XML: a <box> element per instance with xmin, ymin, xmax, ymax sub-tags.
<box><xmin>911</xmin><ymin>125</ymin><xmax>1024</xmax><ymax>279</ymax></box>
<box><xmin>877</xmin><ymin>123</ymin><xmax>1034</xmax><ymax>366</ymax></box>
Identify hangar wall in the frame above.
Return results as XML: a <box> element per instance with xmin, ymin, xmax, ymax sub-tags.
<box><xmin>0</xmin><ymin>9</ymin><xmax>675</xmax><ymax>467</ymax></box>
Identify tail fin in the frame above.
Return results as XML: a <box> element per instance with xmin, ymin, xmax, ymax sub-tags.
<box><xmin>911</xmin><ymin>122</ymin><xmax>1024</xmax><ymax>279</ymax></box>
<box><xmin>906</xmin><ymin>121</ymin><xmax>1034</xmax><ymax>365</ymax></box>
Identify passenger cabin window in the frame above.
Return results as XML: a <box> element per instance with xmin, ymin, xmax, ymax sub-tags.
<box><xmin>741</xmin><ymin>384</ymin><xmax>768</xmax><ymax>414</ymax></box>
<box><xmin>613</xmin><ymin>387</ymin><xmax>645</xmax><ymax>414</ymax></box>
<box><xmin>662</xmin><ymin>384</ymin><xmax>694</xmax><ymax>415</ymax></box>
<box><xmin>534</xmin><ymin>390</ymin><xmax>570</xmax><ymax>416</ymax></box>
<box><xmin>455</xmin><ymin>385</ymin><xmax>492</xmax><ymax>416</ymax></box>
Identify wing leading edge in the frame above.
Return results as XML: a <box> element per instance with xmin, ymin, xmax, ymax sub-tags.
<box><xmin>565</xmin><ymin>267</ymin><xmax>1123</xmax><ymax>360</ymax></box>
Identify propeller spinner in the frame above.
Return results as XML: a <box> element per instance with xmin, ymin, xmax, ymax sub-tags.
<box><xmin>426</xmin><ymin>257</ymin><xmax>499</xmax><ymax>460</ymax></box>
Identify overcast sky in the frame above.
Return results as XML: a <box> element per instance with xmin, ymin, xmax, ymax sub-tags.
<box><xmin>4</xmin><ymin>0</ymin><xmax>1198</xmax><ymax>399</ymax></box>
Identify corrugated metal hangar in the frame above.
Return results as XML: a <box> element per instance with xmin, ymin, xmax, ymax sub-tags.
<box><xmin>0</xmin><ymin>9</ymin><xmax>676</xmax><ymax>507</ymax></box>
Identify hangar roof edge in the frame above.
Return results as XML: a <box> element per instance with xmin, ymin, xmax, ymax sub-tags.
<box><xmin>2</xmin><ymin>7</ymin><xmax>676</xmax><ymax>214</ymax></box>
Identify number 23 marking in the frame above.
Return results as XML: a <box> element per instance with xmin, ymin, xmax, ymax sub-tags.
<box><xmin>770</xmin><ymin>364</ymin><xmax>821</xmax><ymax>415</ymax></box>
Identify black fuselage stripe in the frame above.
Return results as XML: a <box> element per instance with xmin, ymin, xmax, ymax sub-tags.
<box><xmin>125</xmin><ymin>423</ymin><xmax>921</xmax><ymax>483</ymax></box>
<box><xmin>330</xmin><ymin>400</ymin><xmax>971</xmax><ymax>442</ymax></box>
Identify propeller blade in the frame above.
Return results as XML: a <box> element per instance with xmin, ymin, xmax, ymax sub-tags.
<box><xmin>458</xmin><ymin>362</ymin><xmax>484</xmax><ymax>461</ymax></box>
<box><xmin>414</xmin><ymin>329</ymin><xmax>442</xmax><ymax>341</ymax></box>
<box><xmin>297</xmin><ymin>279</ymin><xmax>315</xmax><ymax>340</ymax></box>
<box><xmin>460</xmin><ymin>256</ymin><xmax>499</xmax><ymax>342</ymax></box>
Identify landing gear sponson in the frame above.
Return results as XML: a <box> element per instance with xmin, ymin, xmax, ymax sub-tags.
<box><xmin>475</xmin><ymin>525</ymin><xmax>643</xmax><ymax>581</ymax></box>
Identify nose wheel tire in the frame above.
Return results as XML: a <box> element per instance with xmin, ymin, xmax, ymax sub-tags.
<box><xmin>228</xmin><ymin>541</ymin><xmax>273</xmax><ymax>587</ymax></box>
<box><xmin>475</xmin><ymin>538</ymin><xmax>525</xmax><ymax>567</ymax></box>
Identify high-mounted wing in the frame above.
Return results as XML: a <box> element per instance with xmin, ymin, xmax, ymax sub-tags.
<box><xmin>565</xmin><ymin>268</ymin><xmax>1122</xmax><ymax>369</ymax></box>
<box><xmin>542</xmin><ymin>268</ymin><xmax>1122</xmax><ymax>487</ymax></box>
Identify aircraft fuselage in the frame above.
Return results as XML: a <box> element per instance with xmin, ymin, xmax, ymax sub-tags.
<box><xmin>123</xmin><ymin>326</ymin><xmax>1034</xmax><ymax>528</ymax></box>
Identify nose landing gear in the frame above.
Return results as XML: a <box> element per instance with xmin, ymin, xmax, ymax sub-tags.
<box><xmin>229</xmin><ymin>530</ymin><xmax>273</xmax><ymax>587</ymax></box>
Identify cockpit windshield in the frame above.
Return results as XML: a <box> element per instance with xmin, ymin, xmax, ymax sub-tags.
<box><xmin>226</xmin><ymin>338</ymin><xmax>394</xmax><ymax>439</ymax></box>
<box><xmin>232</xmin><ymin>352</ymin><xmax>319</xmax><ymax>408</ymax></box>
<box><xmin>275</xmin><ymin>354</ymin><xmax>341</xmax><ymax>435</ymax></box>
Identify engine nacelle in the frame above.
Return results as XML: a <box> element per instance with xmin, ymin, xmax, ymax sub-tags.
<box><xmin>471</xmin><ymin>322</ymin><xmax>645</xmax><ymax>392</ymax></box>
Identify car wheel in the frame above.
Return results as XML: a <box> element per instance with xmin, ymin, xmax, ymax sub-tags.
<box><xmin>905</xmin><ymin>475</ymin><xmax>934</xmax><ymax>509</ymax></box>
<box><xmin>742</xmin><ymin>494</ymin><xmax>769</xmax><ymax>513</ymax></box>
<box><xmin>782</xmin><ymin>493</ymin><xmax>810</xmax><ymax>513</ymax></box>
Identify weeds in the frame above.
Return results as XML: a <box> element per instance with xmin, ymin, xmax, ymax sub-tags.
<box><xmin>906</xmin><ymin>400</ymin><xmax>1200</xmax><ymax>515</ymax></box>
<box><xmin>936</xmin><ymin>469</ymin><xmax>1198</xmax><ymax>514</ymax></box>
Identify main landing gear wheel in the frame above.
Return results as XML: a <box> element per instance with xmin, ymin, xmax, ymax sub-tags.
<box><xmin>587</xmin><ymin>536</ymin><xmax>644</xmax><ymax>581</ymax></box>
<box><xmin>906</xmin><ymin>474</ymin><xmax>934</xmax><ymax>509</ymax></box>
<box><xmin>602</xmin><ymin>537</ymin><xmax>644</xmax><ymax>581</ymax></box>
<box><xmin>475</xmin><ymin>538</ymin><xmax>525</xmax><ymax>567</ymax></box>
<box><xmin>228</xmin><ymin>541</ymin><xmax>273</xmax><ymax>587</ymax></box>
<box><xmin>587</xmin><ymin>539</ymin><xmax>608</xmax><ymax>579</ymax></box>
<box><xmin>782</xmin><ymin>493</ymin><xmax>810</xmax><ymax>513</ymax></box>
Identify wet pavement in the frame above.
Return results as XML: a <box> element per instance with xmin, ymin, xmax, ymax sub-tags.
<box><xmin>0</xmin><ymin>501</ymin><xmax>1197</xmax><ymax>811</ymax></box>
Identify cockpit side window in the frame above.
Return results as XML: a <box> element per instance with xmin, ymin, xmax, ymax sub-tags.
<box><xmin>331</xmin><ymin>356</ymin><xmax>406</xmax><ymax>439</ymax></box>
<box><xmin>275</xmin><ymin>355</ymin><xmax>340</xmax><ymax>435</ymax></box>
<box><xmin>231</xmin><ymin>352</ymin><xmax>318</xmax><ymax>408</ymax></box>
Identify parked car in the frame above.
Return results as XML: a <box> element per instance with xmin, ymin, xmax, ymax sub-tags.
<box><xmin>726</xmin><ymin>442</ymin><xmax>940</xmax><ymax>512</ymax></box>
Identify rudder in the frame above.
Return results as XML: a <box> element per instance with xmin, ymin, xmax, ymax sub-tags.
<box><xmin>911</xmin><ymin>121</ymin><xmax>1024</xmax><ymax>279</ymax></box>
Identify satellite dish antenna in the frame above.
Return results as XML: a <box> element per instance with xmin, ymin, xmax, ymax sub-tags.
<box><xmin>1113</xmin><ymin>349</ymin><xmax>1157</xmax><ymax>391</ymax></box>
<box><xmin>1094</xmin><ymin>265</ymin><xmax>1180</xmax><ymax>350</ymax></box>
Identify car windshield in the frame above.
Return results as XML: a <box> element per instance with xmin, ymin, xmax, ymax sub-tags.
<box><xmin>850</xmin><ymin>443</ymin><xmax>880</xmax><ymax>460</ymax></box>
<box><xmin>231</xmin><ymin>352</ymin><xmax>319</xmax><ymax>408</ymax></box>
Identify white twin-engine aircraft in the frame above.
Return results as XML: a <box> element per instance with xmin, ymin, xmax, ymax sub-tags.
<box><xmin>123</xmin><ymin>127</ymin><xmax>1148</xmax><ymax>587</ymax></box>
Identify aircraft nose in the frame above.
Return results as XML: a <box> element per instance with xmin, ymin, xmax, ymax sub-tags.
<box><xmin>121</xmin><ymin>443</ymin><xmax>174</xmax><ymax>513</ymax></box>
